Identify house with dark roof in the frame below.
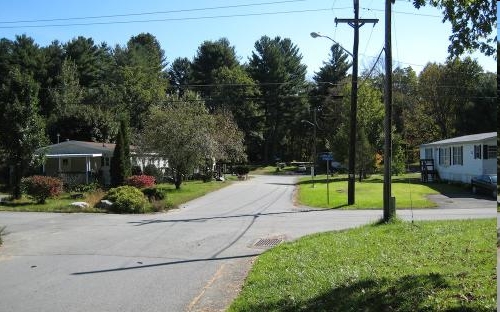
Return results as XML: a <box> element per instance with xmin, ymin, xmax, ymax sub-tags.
<box><xmin>36</xmin><ymin>140</ymin><xmax>168</xmax><ymax>185</ymax></box>
<box><xmin>419</xmin><ymin>132</ymin><xmax>497</xmax><ymax>183</ymax></box>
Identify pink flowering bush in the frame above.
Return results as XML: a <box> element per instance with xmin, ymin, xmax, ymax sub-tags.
<box><xmin>22</xmin><ymin>175</ymin><xmax>63</xmax><ymax>204</ymax></box>
<box><xmin>125</xmin><ymin>175</ymin><xmax>155</xmax><ymax>188</ymax></box>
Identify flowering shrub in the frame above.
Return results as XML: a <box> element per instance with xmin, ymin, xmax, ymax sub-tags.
<box><xmin>104</xmin><ymin>186</ymin><xmax>147</xmax><ymax>213</ymax></box>
<box><xmin>125</xmin><ymin>175</ymin><xmax>155</xmax><ymax>188</ymax></box>
<box><xmin>142</xmin><ymin>187</ymin><xmax>165</xmax><ymax>202</ymax></box>
<box><xmin>22</xmin><ymin>175</ymin><xmax>63</xmax><ymax>204</ymax></box>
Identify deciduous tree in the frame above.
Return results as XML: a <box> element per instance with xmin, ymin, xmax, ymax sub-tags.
<box><xmin>0</xmin><ymin>67</ymin><xmax>48</xmax><ymax>198</ymax></box>
<box><xmin>412</xmin><ymin>0</ymin><xmax>496</xmax><ymax>57</ymax></box>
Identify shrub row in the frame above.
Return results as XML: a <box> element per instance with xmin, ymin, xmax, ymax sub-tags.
<box><xmin>20</xmin><ymin>174</ymin><xmax>169</xmax><ymax>214</ymax></box>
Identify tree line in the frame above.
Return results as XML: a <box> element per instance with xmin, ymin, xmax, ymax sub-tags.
<box><xmin>0</xmin><ymin>28</ymin><xmax>496</xmax><ymax>192</ymax></box>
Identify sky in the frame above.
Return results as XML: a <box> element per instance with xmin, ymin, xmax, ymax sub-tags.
<box><xmin>0</xmin><ymin>0</ymin><xmax>496</xmax><ymax>79</ymax></box>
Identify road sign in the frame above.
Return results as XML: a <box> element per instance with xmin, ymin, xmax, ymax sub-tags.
<box><xmin>320</xmin><ymin>154</ymin><xmax>333</xmax><ymax>161</ymax></box>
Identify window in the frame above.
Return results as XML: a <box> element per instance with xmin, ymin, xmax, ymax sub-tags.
<box><xmin>101</xmin><ymin>157</ymin><xmax>110</xmax><ymax>167</ymax></box>
<box><xmin>62</xmin><ymin>159</ymin><xmax>69</xmax><ymax>166</ymax></box>
<box><xmin>439</xmin><ymin>147</ymin><xmax>451</xmax><ymax>166</ymax></box>
<box><xmin>482</xmin><ymin>145</ymin><xmax>497</xmax><ymax>160</ymax></box>
<box><xmin>452</xmin><ymin>146</ymin><xmax>463</xmax><ymax>165</ymax></box>
<box><xmin>424</xmin><ymin>148</ymin><xmax>433</xmax><ymax>159</ymax></box>
<box><xmin>487</xmin><ymin>145</ymin><xmax>496</xmax><ymax>159</ymax></box>
<box><xmin>474</xmin><ymin>145</ymin><xmax>482</xmax><ymax>159</ymax></box>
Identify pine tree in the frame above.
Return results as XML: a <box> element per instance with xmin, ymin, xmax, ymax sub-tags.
<box><xmin>109</xmin><ymin>118</ymin><xmax>131</xmax><ymax>186</ymax></box>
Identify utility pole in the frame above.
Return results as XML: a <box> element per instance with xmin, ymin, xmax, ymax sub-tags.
<box><xmin>312</xmin><ymin>108</ymin><xmax>317</xmax><ymax>188</ymax></box>
<box><xmin>335</xmin><ymin>0</ymin><xmax>378</xmax><ymax>205</ymax></box>
<box><xmin>383</xmin><ymin>0</ymin><xmax>394</xmax><ymax>221</ymax></box>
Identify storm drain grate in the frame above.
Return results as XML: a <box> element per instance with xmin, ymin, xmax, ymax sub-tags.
<box><xmin>254</xmin><ymin>238</ymin><xmax>283</xmax><ymax>248</ymax></box>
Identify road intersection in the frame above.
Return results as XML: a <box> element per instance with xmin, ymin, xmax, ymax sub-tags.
<box><xmin>0</xmin><ymin>175</ymin><xmax>496</xmax><ymax>311</ymax></box>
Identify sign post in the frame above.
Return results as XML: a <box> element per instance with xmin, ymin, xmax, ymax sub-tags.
<box><xmin>320</xmin><ymin>153</ymin><xmax>334</xmax><ymax>206</ymax></box>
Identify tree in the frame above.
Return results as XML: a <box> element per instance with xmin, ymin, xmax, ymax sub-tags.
<box><xmin>311</xmin><ymin>43</ymin><xmax>352</xmax><ymax>158</ymax></box>
<box><xmin>64</xmin><ymin>36</ymin><xmax>105</xmax><ymax>89</ymax></box>
<box><xmin>39</xmin><ymin>40</ymin><xmax>65</xmax><ymax>117</ymax></box>
<box><xmin>114</xmin><ymin>33</ymin><xmax>168</xmax><ymax>130</ymax></box>
<box><xmin>416</xmin><ymin>58</ymin><xmax>484</xmax><ymax>142</ymax></box>
<box><xmin>110</xmin><ymin>117</ymin><xmax>131</xmax><ymax>186</ymax></box>
<box><xmin>458</xmin><ymin>72</ymin><xmax>496</xmax><ymax>134</ymax></box>
<box><xmin>211</xmin><ymin>66</ymin><xmax>264</xmax><ymax>161</ymax></box>
<box><xmin>313</xmin><ymin>44</ymin><xmax>352</xmax><ymax>96</ymax></box>
<box><xmin>412</xmin><ymin>0</ymin><xmax>496</xmax><ymax>57</ymax></box>
<box><xmin>46</xmin><ymin>58</ymin><xmax>118</xmax><ymax>142</ymax></box>
<box><xmin>191</xmin><ymin>38</ymin><xmax>240</xmax><ymax>111</ymax></box>
<box><xmin>50</xmin><ymin>59</ymin><xmax>84</xmax><ymax>116</ymax></box>
<box><xmin>140</xmin><ymin>92</ymin><xmax>246</xmax><ymax>189</ymax></box>
<box><xmin>211</xmin><ymin>111</ymin><xmax>247</xmax><ymax>164</ymax></box>
<box><xmin>330</xmin><ymin>79</ymin><xmax>383</xmax><ymax>177</ymax></box>
<box><xmin>0</xmin><ymin>67</ymin><xmax>48</xmax><ymax>199</ymax></box>
<box><xmin>167</xmin><ymin>57</ymin><xmax>192</xmax><ymax>96</ymax></box>
<box><xmin>248</xmin><ymin>36</ymin><xmax>309</xmax><ymax>163</ymax></box>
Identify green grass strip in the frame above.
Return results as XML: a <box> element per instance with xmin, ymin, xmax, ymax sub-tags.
<box><xmin>229</xmin><ymin>218</ymin><xmax>496</xmax><ymax>311</ymax></box>
<box><xmin>298</xmin><ymin>174</ymin><xmax>468</xmax><ymax>209</ymax></box>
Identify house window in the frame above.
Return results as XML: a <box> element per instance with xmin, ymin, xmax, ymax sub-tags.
<box><xmin>424</xmin><ymin>148</ymin><xmax>433</xmax><ymax>159</ymax></box>
<box><xmin>101</xmin><ymin>157</ymin><xmax>110</xmax><ymax>167</ymax></box>
<box><xmin>452</xmin><ymin>146</ymin><xmax>463</xmax><ymax>165</ymax></box>
<box><xmin>62</xmin><ymin>159</ymin><xmax>69</xmax><ymax>166</ymax></box>
<box><xmin>482</xmin><ymin>145</ymin><xmax>497</xmax><ymax>159</ymax></box>
<box><xmin>439</xmin><ymin>147</ymin><xmax>451</xmax><ymax>166</ymax></box>
<box><xmin>474</xmin><ymin>145</ymin><xmax>482</xmax><ymax>159</ymax></box>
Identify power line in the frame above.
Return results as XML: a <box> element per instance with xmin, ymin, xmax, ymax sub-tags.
<box><xmin>361</xmin><ymin>7</ymin><xmax>441</xmax><ymax>18</ymax></box>
<box><xmin>0</xmin><ymin>0</ymin><xmax>307</xmax><ymax>24</ymax></box>
<box><xmin>0</xmin><ymin>8</ymin><xmax>333</xmax><ymax>29</ymax></box>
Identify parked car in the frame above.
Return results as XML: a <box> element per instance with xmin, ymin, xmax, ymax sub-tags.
<box><xmin>471</xmin><ymin>174</ymin><xmax>497</xmax><ymax>198</ymax></box>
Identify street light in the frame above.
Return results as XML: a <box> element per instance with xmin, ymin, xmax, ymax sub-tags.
<box><xmin>310</xmin><ymin>32</ymin><xmax>353</xmax><ymax>57</ymax></box>
<box><xmin>301</xmin><ymin>109</ymin><xmax>317</xmax><ymax>188</ymax></box>
<box><xmin>311</xmin><ymin>30</ymin><xmax>357</xmax><ymax>205</ymax></box>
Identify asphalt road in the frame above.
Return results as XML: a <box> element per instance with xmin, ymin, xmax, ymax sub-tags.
<box><xmin>0</xmin><ymin>175</ymin><xmax>496</xmax><ymax>312</ymax></box>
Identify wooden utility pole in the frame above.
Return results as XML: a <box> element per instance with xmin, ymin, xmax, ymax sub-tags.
<box><xmin>383</xmin><ymin>0</ymin><xmax>394</xmax><ymax>221</ymax></box>
<box><xmin>335</xmin><ymin>0</ymin><xmax>378</xmax><ymax>205</ymax></box>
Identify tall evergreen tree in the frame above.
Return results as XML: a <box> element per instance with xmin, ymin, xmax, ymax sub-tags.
<box><xmin>248</xmin><ymin>36</ymin><xmax>308</xmax><ymax>162</ymax></box>
<box><xmin>167</xmin><ymin>57</ymin><xmax>192</xmax><ymax>96</ymax></box>
<box><xmin>191</xmin><ymin>38</ymin><xmax>239</xmax><ymax>106</ymax></box>
<box><xmin>110</xmin><ymin>117</ymin><xmax>131</xmax><ymax>186</ymax></box>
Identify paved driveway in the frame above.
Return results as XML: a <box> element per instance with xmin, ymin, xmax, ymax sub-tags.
<box><xmin>0</xmin><ymin>175</ymin><xmax>496</xmax><ymax>311</ymax></box>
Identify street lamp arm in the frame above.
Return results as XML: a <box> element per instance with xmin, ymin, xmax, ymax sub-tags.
<box><xmin>301</xmin><ymin>120</ymin><xmax>315</xmax><ymax>127</ymax></box>
<box><xmin>310</xmin><ymin>32</ymin><xmax>353</xmax><ymax>57</ymax></box>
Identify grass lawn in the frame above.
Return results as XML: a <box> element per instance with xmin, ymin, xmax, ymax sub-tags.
<box><xmin>250</xmin><ymin>165</ymin><xmax>298</xmax><ymax>175</ymax></box>
<box><xmin>228</xmin><ymin>218</ymin><xmax>496</xmax><ymax>312</ymax></box>
<box><xmin>0</xmin><ymin>178</ymin><xmax>235</xmax><ymax>213</ymax></box>
<box><xmin>157</xmin><ymin>178</ymin><xmax>235</xmax><ymax>208</ymax></box>
<box><xmin>0</xmin><ymin>193</ymin><xmax>106</xmax><ymax>213</ymax></box>
<box><xmin>298</xmin><ymin>173</ymin><xmax>468</xmax><ymax>209</ymax></box>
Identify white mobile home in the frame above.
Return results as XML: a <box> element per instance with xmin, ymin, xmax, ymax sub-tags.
<box><xmin>36</xmin><ymin>140</ymin><xmax>168</xmax><ymax>185</ymax></box>
<box><xmin>419</xmin><ymin>132</ymin><xmax>497</xmax><ymax>184</ymax></box>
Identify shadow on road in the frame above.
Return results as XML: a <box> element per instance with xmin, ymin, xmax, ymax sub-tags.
<box><xmin>128</xmin><ymin>210</ymin><xmax>324</xmax><ymax>226</ymax></box>
<box><xmin>71</xmin><ymin>253</ymin><xmax>260</xmax><ymax>275</ymax></box>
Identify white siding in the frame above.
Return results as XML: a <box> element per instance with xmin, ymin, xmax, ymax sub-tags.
<box><xmin>420</xmin><ymin>135</ymin><xmax>497</xmax><ymax>183</ymax></box>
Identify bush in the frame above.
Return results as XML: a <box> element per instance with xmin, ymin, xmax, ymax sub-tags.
<box><xmin>104</xmin><ymin>186</ymin><xmax>147</xmax><ymax>213</ymax></box>
<box><xmin>21</xmin><ymin>175</ymin><xmax>63</xmax><ymax>204</ymax></box>
<box><xmin>131</xmin><ymin>165</ymin><xmax>143</xmax><ymax>175</ymax></box>
<box><xmin>142</xmin><ymin>187</ymin><xmax>166</xmax><ymax>202</ymax></box>
<box><xmin>144</xmin><ymin>164</ymin><xmax>160</xmax><ymax>178</ymax></box>
<box><xmin>234</xmin><ymin>165</ymin><xmax>250</xmax><ymax>176</ymax></box>
<box><xmin>70</xmin><ymin>182</ymin><xmax>100</xmax><ymax>193</ymax></box>
<box><xmin>125</xmin><ymin>175</ymin><xmax>155</xmax><ymax>188</ymax></box>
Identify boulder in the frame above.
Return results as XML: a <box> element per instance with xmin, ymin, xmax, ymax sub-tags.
<box><xmin>70</xmin><ymin>202</ymin><xmax>90</xmax><ymax>209</ymax></box>
<box><xmin>98</xmin><ymin>199</ymin><xmax>114</xmax><ymax>209</ymax></box>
